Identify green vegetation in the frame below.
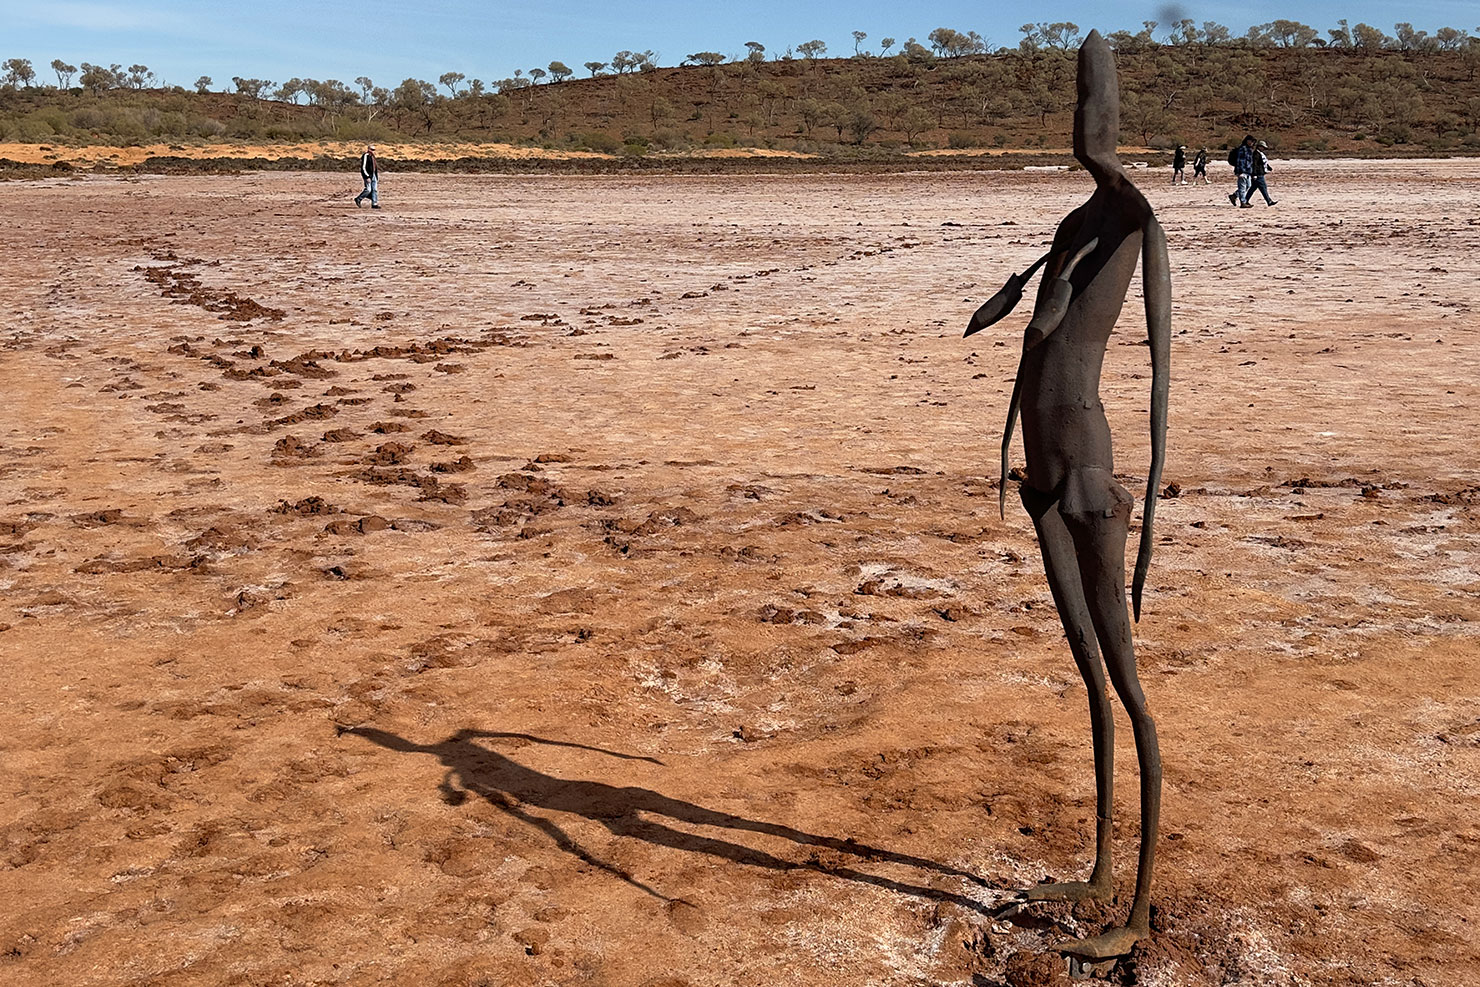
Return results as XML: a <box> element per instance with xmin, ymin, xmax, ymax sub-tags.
<box><xmin>3</xmin><ymin>20</ymin><xmax>1480</xmax><ymax>159</ymax></box>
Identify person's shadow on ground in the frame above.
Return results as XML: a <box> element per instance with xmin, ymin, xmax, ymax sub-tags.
<box><xmin>342</xmin><ymin>725</ymin><xmax>997</xmax><ymax>911</ymax></box>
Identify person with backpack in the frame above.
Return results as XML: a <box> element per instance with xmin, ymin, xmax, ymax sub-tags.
<box><xmin>1247</xmin><ymin>140</ymin><xmax>1277</xmax><ymax>206</ymax></box>
<box><xmin>1227</xmin><ymin>135</ymin><xmax>1256</xmax><ymax>208</ymax></box>
<box><xmin>1192</xmin><ymin>147</ymin><xmax>1209</xmax><ymax>184</ymax></box>
<box><xmin>354</xmin><ymin>143</ymin><xmax>380</xmax><ymax>209</ymax></box>
<box><xmin>1172</xmin><ymin>145</ymin><xmax>1187</xmax><ymax>185</ymax></box>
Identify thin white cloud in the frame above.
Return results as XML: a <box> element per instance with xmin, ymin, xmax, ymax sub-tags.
<box><xmin>14</xmin><ymin>1</ymin><xmax>152</xmax><ymax>31</ymax></box>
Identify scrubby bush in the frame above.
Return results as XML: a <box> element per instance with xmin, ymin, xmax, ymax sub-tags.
<box><xmin>571</xmin><ymin>130</ymin><xmax>622</xmax><ymax>153</ymax></box>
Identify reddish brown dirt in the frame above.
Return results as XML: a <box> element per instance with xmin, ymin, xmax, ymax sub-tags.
<box><xmin>1</xmin><ymin>161</ymin><xmax>1478</xmax><ymax>986</ymax></box>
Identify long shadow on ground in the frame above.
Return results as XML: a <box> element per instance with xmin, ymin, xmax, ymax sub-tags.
<box><xmin>343</xmin><ymin>725</ymin><xmax>998</xmax><ymax>911</ymax></box>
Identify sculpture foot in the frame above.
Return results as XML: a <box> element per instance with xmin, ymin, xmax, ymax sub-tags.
<box><xmin>1059</xmin><ymin>922</ymin><xmax>1145</xmax><ymax>960</ymax></box>
<box><xmin>1023</xmin><ymin>879</ymin><xmax>1111</xmax><ymax>903</ymax></box>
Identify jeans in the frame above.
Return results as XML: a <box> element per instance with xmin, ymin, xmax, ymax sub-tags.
<box><xmin>1236</xmin><ymin>173</ymin><xmax>1252</xmax><ymax>203</ymax></box>
<box><xmin>356</xmin><ymin>175</ymin><xmax>378</xmax><ymax>206</ymax></box>
<box><xmin>1248</xmin><ymin>174</ymin><xmax>1273</xmax><ymax>204</ymax></box>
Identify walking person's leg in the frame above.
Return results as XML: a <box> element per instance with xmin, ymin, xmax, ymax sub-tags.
<box><xmin>369</xmin><ymin>176</ymin><xmax>379</xmax><ymax>208</ymax></box>
<box><xmin>1255</xmin><ymin>176</ymin><xmax>1275</xmax><ymax>205</ymax></box>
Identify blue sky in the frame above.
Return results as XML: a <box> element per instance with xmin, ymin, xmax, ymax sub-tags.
<box><xmin>3</xmin><ymin>0</ymin><xmax>1475</xmax><ymax>90</ymax></box>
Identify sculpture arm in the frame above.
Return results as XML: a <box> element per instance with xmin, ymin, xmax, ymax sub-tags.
<box><xmin>1132</xmin><ymin>217</ymin><xmax>1170</xmax><ymax>621</ymax></box>
<box><xmin>999</xmin><ymin>369</ymin><xmax>1023</xmax><ymax>520</ymax></box>
<box><xmin>1022</xmin><ymin>237</ymin><xmax>1099</xmax><ymax>351</ymax></box>
<box><xmin>964</xmin><ymin>250</ymin><xmax>1053</xmax><ymax>337</ymax></box>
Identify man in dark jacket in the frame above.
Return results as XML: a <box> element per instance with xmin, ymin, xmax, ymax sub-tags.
<box><xmin>354</xmin><ymin>143</ymin><xmax>380</xmax><ymax>209</ymax></box>
<box><xmin>1228</xmin><ymin>135</ymin><xmax>1256</xmax><ymax>208</ymax></box>
<box><xmin>1172</xmin><ymin>144</ymin><xmax>1187</xmax><ymax>185</ymax></box>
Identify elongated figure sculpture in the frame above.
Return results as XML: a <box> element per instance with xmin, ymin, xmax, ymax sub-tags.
<box><xmin>965</xmin><ymin>30</ymin><xmax>1169</xmax><ymax>960</ymax></box>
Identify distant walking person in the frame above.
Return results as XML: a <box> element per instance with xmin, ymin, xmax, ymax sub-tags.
<box><xmin>354</xmin><ymin>143</ymin><xmax>380</xmax><ymax>209</ymax></box>
<box><xmin>1192</xmin><ymin>147</ymin><xmax>1209</xmax><ymax>184</ymax></box>
<box><xmin>1228</xmin><ymin>134</ymin><xmax>1256</xmax><ymax>208</ymax></box>
<box><xmin>1172</xmin><ymin>144</ymin><xmax>1187</xmax><ymax>185</ymax></box>
<box><xmin>1247</xmin><ymin>140</ymin><xmax>1277</xmax><ymax>206</ymax></box>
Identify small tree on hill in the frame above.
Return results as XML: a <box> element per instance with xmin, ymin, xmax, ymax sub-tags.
<box><xmin>744</xmin><ymin>41</ymin><xmax>765</xmax><ymax>63</ymax></box>
<box><xmin>797</xmin><ymin>40</ymin><xmax>827</xmax><ymax>61</ymax></box>
<box><xmin>1352</xmin><ymin>23</ymin><xmax>1390</xmax><ymax>49</ymax></box>
<box><xmin>1267</xmin><ymin>20</ymin><xmax>1319</xmax><ymax>47</ymax></box>
<box><xmin>852</xmin><ymin>31</ymin><xmax>867</xmax><ymax>55</ymax></box>
<box><xmin>880</xmin><ymin>37</ymin><xmax>896</xmax><ymax>56</ymax></box>
<box><xmin>1394</xmin><ymin>23</ymin><xmax>1435</xmax><ymax>52</ymax></box>
<box><xmin>355</xmin><ymin>77</ymin><xmax>374</xmax><ymax>101</ymax></box>
<box><xmin>1435</xmin><ymin>27</ymin><xmax>1469</xmax><ymax>50</ymax></box>
<box><xmin>928</xmin><ymin>28</ymin><xmax>986</xmax><ymax>57</ymax></box>
<box><xmin>847</xmin><ymin>103</ymin><xmax>878</xmax><ymax>143</ymax></box>
<box><xmin>393</xmin><ymin>78</ymin><xmax>437</xmax><ymax>130</ymax></box>
<box><xmin>232</xmin><ymin>77</ymin><xmax>272</xmax><ymax>100</ymax></box>
<box><xmin>2</xmin><ymin>58</ymin><xmax>35</xmax><ymax>88</ymax></box>
<box><xmin>127</xmin><ymin>64</ymin><xmax>153</xmax><ymax>89</ymax></box>
<box><xmin>439</xmin><ymin>71</ymin><xmax>465</xmax><ymax>96</ymax></box>
<box><xmin>684</xmin><ymin>52</ymin><xmax>725</xmax><ymax>66</ymax></box>
<box><xmin>1042</xmin><ymin>22</ymin><xmax>1082</xmax><ymax>51</ymax></box>
<box><xmin>548</xmin><ymin>61</ymin><xmax>572</xmax><ymax>82</ymax></box>
<box><xmin>51</xmin><ymin>59</ymin><xmax>76</xmax><ymax>88</ymax></box>
<box><xmin>194</xmin><ymin>75</ymin><xmax>212</xmax><ymax>93</ymax></box>
<box><xmin>585</xmin><ymin>61</ymin><xmax>607</xmax><ymax>77</ymax></box>
<box><xmin>79</xmin><ymin>63</ymin><xmax>116</xmax><ymax>94</ymax></box>
<box><xmin>529</xmin><ymin>67</ymin><xmax>547</xmax><ymax>84</ymax></box>
<box><xmin>900</xmin><ymin>106</ymin><xmax>934</xmax><ymax>144</ymax></box>
<box><xmin>1168</xmin><ymin>20</ymin><xmax>1199</xmax><ymax>45</ymax></box>
<box><xmin>797</xmin><ymin>97</ymin><xmax>821</xmax><ymax>135</ymax></box>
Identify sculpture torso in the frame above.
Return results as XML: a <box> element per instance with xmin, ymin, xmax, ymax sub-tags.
<box><xmin>1019</xmin><ymin>178</ymin><xmax>1150</xmax><ymax>499</ymax></box>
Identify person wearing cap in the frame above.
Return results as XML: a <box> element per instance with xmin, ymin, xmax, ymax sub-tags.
<box><xmin>1247</xmin><ymin>139</ymin><xmax>1277</xmax><ymax>206</ymax></box>
<box><xmin>1192</xmin><ymin>146</ymin><xmax>1209</xmax><ymax>184</ymax></box>
<box><xmin>1228</xmin><ymin>134</ymin><xmax>1257</xmax><ymax>208</ymax></box>
<box><xmin>354</xmin><ymin>143</ymin><xmax>380</xmax><ymax>209</ymax></box>
<box><xmin>1172</xmin><ymin>144</ymin><xmax>1187</xmax><ymax>185</ymax></box>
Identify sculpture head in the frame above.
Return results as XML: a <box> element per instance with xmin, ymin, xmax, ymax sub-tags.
<box><xmin>1072</xmin><ymin>30</ymin><xmax>1123</xmax><ymax>182</ymax></box>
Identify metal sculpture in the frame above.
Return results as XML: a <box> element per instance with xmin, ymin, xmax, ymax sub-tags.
<box><xmin>965</xmin><ymin>29</ymin><xmax>1170</xmax><ymax>961</ymax></box>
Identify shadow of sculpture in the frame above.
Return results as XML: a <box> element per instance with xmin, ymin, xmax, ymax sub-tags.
<box><xmin>342</xmin><ymin>725</ymin><xmax>995</xmax><ymax>912</ymax></box>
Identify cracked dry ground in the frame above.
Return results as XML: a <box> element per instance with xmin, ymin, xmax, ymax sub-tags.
<box><xmin>1</xmin><ymin>161</ymin><xmax>1478</xmax><ymax>987</ymax></box>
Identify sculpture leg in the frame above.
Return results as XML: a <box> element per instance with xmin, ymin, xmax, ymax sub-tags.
<box><xmin>1020</xmin><ymin>488</ymin><xmax>1115</xmax><ymax>903</ymax></box>
<box><xmin>1058</xmin><ymin>502</ymin><xmax>1162</xmax><ymax>960</ymax></box>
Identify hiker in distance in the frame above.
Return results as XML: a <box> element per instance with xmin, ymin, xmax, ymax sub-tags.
<box><xmin>1247</xmin><ymin>139</ymin><xmax>1277</xmax><ymax>206</ymax></box>
<box><xmin>1228</xmin><ymin>135</ymin><xmax>1257</xmax><ymax>208</ymax></box>
<box><xmin>355</xmin><ymin>143</ymin><xmax>380</xmax><ymax>209</ymax></box>
<box><xmin>1192</xmin><ymin>146</ymin><xmax>1209</xmax><ymax>184</ymax></box>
